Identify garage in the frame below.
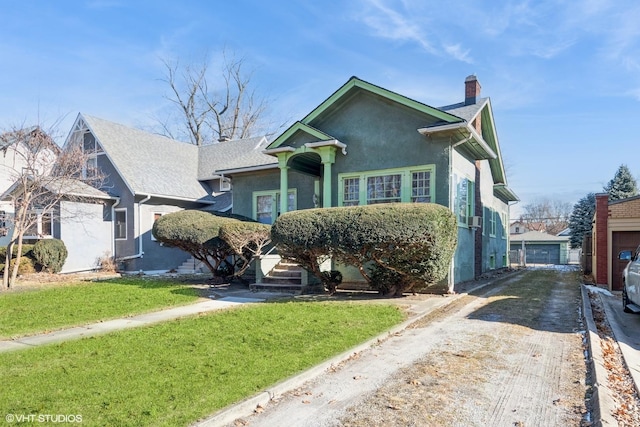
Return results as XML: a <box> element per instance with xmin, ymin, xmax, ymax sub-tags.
<box><xmin>509</xmin><ymin>230</ymin><xmax>569</xmax><ymax>266</ymax></box>
<box><xmin>525</xmin><ymin>244</ymin><xmax>561</xmax><ymax>264</ymax></box>
<box><xmin>611</xmin><ymin>231</ymin><xmax>640</xmax><ymax>291</ymax></box>
<box><xmin>592</xmin><ymin>194</ymin><xmax>640</xmax><ymax>291</ymax></box>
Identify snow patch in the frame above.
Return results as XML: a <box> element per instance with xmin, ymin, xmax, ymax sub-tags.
<box><xmin>585</xmin><ymin>285</ymin><xmax>614</xmax><ymax>297</ymax></box>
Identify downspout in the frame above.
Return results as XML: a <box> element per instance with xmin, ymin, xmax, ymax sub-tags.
<box><xmin>118</xmin><ymin>194</ymin><xmax>151</xmax><ymax>261</ymax></box>
<box><xmin>110</xmin><ymin>197</ymin><xmax>120</xmax><ymax>259</ymax></box>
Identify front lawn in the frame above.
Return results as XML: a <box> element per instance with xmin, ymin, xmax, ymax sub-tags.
<box><xmin>0</xmin><ymin>277</ymin><xmax>200</xmax><ymax>339</ymax></box>
<box><xmin>0</xmin><ymin>301</ymin><xmax>404</xmax><ymax>426</ymax></box>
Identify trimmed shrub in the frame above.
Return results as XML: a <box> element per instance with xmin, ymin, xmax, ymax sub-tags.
<box><xmin>272</xmin><ymin>203</ymin><xmax>458</xmax><ymax>296</ymax></box>
<box><xmin>219</xmin><ymin>221</ymin><xmax>272</xmax><ymax>277</ymax></box>
<box><xmin>0</xmin><ymin>244</ymin><xmax>36</xmax><ymax>275</ymax></box>
<box><xmin>0</xmin><ymin>255</ymin><xmax>36</xmax><ymax>276</ymax></box>
<box><xmin>271</xmin><ymin>208</ymin><xmax>337</xmax><ymax>293</ymax></box>
<box><xmin>0</xmin><ymin>244</ymin><xmax>35</xmax><ymax>260</ymax></box>
<box><xmin>153</xmin><ymin>210</ymin><xmax>271</xmax><ymax>279</ymax></box>
<box><xmin>32</xmin><ymin>239</ymin><xmax>68</xmax><ymax>273</ymax></box>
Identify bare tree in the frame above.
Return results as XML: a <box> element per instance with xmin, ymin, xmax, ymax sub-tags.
<box><xmin>159</xmin><ymin>50</ymin><xmax>272</xmax><ymax>145</ymax></box>
<box><xmin>520</xmin><ymin>198</ymin><xmax>572</xmax><ymax>235</ymax></box>
<box><xmin>0</xmin><ymin>125</ymin><xmax>104</xmax><ymax>289</ymax></box>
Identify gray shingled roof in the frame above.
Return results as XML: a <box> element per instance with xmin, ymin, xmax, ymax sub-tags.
<box><xmin>197</xmin><ymin>136</ymin><xmax>276</xmax><ymax>180</ymax></box>
<box><xmin>510</xmin><ymin>230</ymin><xmax>569</xmax><ymax>243</ymax></box>
<box><xmin>82</xmin><ymin>115</ymin><xmax>212</xmax><ymax>202</ymax></box>
<box><xmin>439</xmin><ymin>97</ymin><xmax>488</xmax><ymax>122</ymax></box>
<box><xmin>0</xmin><ymin>176</ymin><xmax>112</xmax><ymax>201</ymax></box>
<box><xmin>44</xmin><ymin>178</ymin><xmax>114</xmax><ymax>199</ymax></box>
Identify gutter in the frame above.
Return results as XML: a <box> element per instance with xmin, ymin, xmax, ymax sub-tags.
<box><xmin>117</xmin><ymin>194</ymin><xmax>151</xmax><ymax>262</ymax></box>
<box><xmin>417</xmin><ymin>122</ymin><xmax>497</xmax><ymax>159</ymax></box>
<box><xmin>216</xmin><ymin>163</ymin><xmax>279</xmax><ymax>175</ymax></box>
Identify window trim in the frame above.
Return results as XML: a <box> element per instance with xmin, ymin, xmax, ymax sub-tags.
<box><xmin>338</xmin><ymin>165</ymin><xmax>436</xmax><ymax>207</ymax></box>
<box><xmin>23</xmin><ymin>210</ymin><xmax>53</xmax><ymax>239</ymax></box>
<box><xmin>114</xmin><ymin>208</ymin><xmax>127</xmax><ymax>240</ymax></box>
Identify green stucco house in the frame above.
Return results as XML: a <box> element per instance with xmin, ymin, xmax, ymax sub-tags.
<box><xmin>219</xmin><ymin>75</ymin><xmax>519</xmax><ymax>291</ymax></box>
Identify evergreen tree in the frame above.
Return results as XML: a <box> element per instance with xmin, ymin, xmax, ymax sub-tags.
<box><xmin>568</xmin><ymin>193</ymin><xmax>596</xmax><ymax>249</ymax></box>
<box><xmin>604</xmin><ymin>164</ymin><xmax>638</xmax><ymax>201</ymax></box>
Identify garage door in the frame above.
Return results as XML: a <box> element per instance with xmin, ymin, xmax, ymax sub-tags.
<box><xmin>525</xmin><ymin>244</ymin><xmax>560</xmax><ymax>264</ymax></box>
<box><xmin>612</xmin><ymin>231</ymin><xmax>640</xmax><ymax>291</ymax></box>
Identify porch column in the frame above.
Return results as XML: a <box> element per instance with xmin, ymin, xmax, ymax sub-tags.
<box><xmin>278</xmin><ymin>155</ymin><xmax>289</xmax><ymax>216</ymax></box>
<box><xmin>317</xmin><ymin>147</ymin><xmax>337</xmax><ymax>208</ymax></box>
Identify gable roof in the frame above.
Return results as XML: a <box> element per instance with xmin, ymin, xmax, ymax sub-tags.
<box><xmin>1</xmin><ymin>176</ymin><xmax>113</xmax><ymax>201</ymax></box>
<box><xmin>427</xmin><ymin>96</ymin><xmax>518</xmax><ymax>202</ymax></box>
<box><xmin>439</xmin><ymin>98</ymin><xmax>489</xmax><ymax>122</ymax></box>
<box><xmin>306</xmin><ymin>76</ymin><xmax>464</xmax><ymax>124</ymax></box>
<box><xmin>267</xmin><ymin>76</ymin><xmax>465</xmax><ymax>150</ymax></box>
<box><xmin>509</xmin><ymin>230</ymin><xmax>569</xmax><ymax>243</ymax></box>
<box><xmin>77</xmin><ymin>114</ymin><xmax>212</xmax><ymax>203</ymax></box>
<box><xmin>268</xmin><ymin>122</ymin><xmax>337</xmax><ymax>150</ymax></box>
<box><xmin>198</xmin><ymin>136</ymin><xmax>276</xmax><ymax>179</ymax></box>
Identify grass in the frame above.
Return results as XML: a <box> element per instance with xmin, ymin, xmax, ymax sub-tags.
<box><xmin>468</xmin><ymin>268</ymin><xmax>581</xmax><ymax>328</ymax></box>
<box><xmin>0</xmin><ymin>277</ymin><xmax>200</xmax><ymax>339</ymax></box>
<box><xmin>0</xmin><ymin>301</ymin><xmax>404</xmax><ymax>426</ymax></box>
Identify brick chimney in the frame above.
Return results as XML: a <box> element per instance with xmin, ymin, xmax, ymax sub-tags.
<box><xmin>465</xmin><ymin>75</ymin><xmax>481</xmax><ymax>106</ymax></box>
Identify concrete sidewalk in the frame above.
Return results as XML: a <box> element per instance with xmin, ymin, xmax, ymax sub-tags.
<box><xmin>0</xmin><ymin>294</ymin><xmax>268</xmax><ymax>353</ymax></box>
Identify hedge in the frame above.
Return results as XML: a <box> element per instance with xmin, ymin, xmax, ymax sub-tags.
<box><xmin>272</xmin><ymin>203</ymin><xmax>458</xmax><ymax>296</ymax></box>
<box><xmin>152</xmin><ymin>210</ymin><xmax>271</xmax><ymax>280</ymax></box>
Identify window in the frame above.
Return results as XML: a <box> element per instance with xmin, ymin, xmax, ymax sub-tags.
<box><xmin>82</xmin><ymin>132</ymin><xmax>102</xmax><ymax>154</ymax></box>
<box><xmin>342</xmin><ymin>177</ymin><xmax>360</xmax><ymax>206</ymax></box>
<box><xmin>253</xmin><ymin>190</ymin><xmax>296</xmax><ymax>224</ymax></box>
<box><xmin>339</xmin><ymin>166</ymin><xmax>435</xmax><ymax>206</ymax></box>
<box><xmin>411</xmin><ymin>171</ymin><xmax>431</xmax><ymax>203</ymax></box>
<box><xmin>489</xmin><ymin>210</ymin><xmax>497</xmax><ymax>236</ymax></box>
<box><xmin>151</xmin><ymin>213</ymin><xmax>163</xmax><ymax>241</ymax></box>
<box><xmin>81</xmin><ymin>132</ymin><xmax>102</xmax><ymax>179</ymax></box>
<box><xmin>367</xmin><ymin>174</ymin><xmax>402</xmax><ymax>204</ymax></box>
<box><xmin>0</xmin><ymin>211</ymin><xmax>6</xmax><ymax>237</ymax></box>
<box><xmin>114</xmin><ymin>209</ymin><xmax>127</xmax><ymax>239</ymax></box>
<box><xmin>455</xmin><ymin>175</ymin><xmax>474</xmax><ymax>227</ymax></box>
<box><xmin>24</xmin><ymin>210</ymin><xmax>52</xmax><ymax>238</ymax></box>
<box><xmin>83</xmin><ymin>157</ymin><xmax>97</xmax><ymax>179</ymax></box>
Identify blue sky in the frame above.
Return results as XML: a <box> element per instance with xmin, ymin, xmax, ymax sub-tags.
<box><xmin>1</xmin><ymin>0</ymin><xmax>639</xmax><ymax>217</ymax></box>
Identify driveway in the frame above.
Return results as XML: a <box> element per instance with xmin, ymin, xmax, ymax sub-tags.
<box><xmin>199</xmin><ymin>268</ymin><xmax>589</xmax><ymax>426</ymax></box>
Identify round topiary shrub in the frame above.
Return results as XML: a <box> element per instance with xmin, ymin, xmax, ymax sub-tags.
<box><xmin>33</xmin><ymin>238</ymin><xmax>68</xmax><ymax>273</ymax></box>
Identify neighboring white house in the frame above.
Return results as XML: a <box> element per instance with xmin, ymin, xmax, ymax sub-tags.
<box><xmin>0</xmin><ymin>127</ymin><xmax>60</xmax><ymax>246</ymax></box>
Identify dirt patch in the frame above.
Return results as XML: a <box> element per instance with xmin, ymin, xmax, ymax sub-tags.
<box><xmin>336</xmin><ymin>270</ymin><xmax>588</xmax><ymax>427</ymax></box>
<box><xmin>588</xmin><ymin>291</ymin><xmax>640</xmax><ymax>425</ymax></box>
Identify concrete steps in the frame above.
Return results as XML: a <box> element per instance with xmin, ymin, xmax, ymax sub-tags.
<box><xmin>250</xmin><ymin>261</ymin><xmax>305</xmax><ymax>294</ymax></box>
<box><xmin>176</xmin><ymin>257</ymin><xmax>206</xmax><ymax>274</ymax></box>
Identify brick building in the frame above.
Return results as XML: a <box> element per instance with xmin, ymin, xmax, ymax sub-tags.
<box><xmin>592</xmin><ymin>193</ymin><xmax>640</xmax><ymax>290</ymax></box>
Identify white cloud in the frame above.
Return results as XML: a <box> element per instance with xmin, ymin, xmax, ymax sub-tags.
<box><xmin>443</xmin><ymin>43</ymin><xmax>473</xmax><ymax>64</ymax></box>
<box><xmin>356</xmin><ymin>0</ymin><xmax>477</xmax><ymax>62</ymax></box>
<box><xmin>359</xmin><ymin>0</ymin><xmax>437</xmax><ymax>54</ymax></box>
